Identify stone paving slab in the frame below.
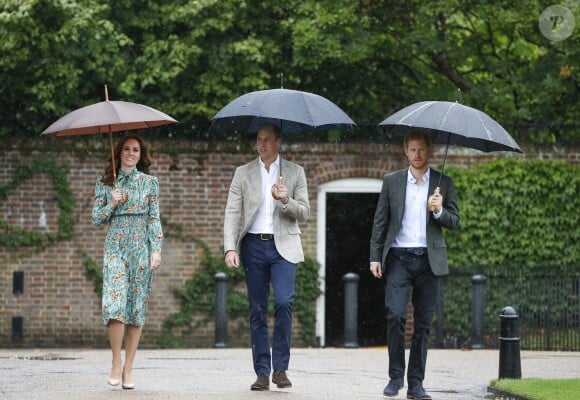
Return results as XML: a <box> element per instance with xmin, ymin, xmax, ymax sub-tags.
<box><xmin>1</xmin><ymin>348</ymin><xmax>578</xmax><ymax>400</ymax></box>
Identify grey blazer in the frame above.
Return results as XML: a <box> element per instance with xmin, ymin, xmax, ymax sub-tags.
<box><xmin>224</xmin><ymin>157</ymin><xmax>310</xmax><ymax>264</ymax></box>
<box><xmin>369</xmin><ymin>168</ymin><xmax>460</xmax><ymax>276</ymax></box>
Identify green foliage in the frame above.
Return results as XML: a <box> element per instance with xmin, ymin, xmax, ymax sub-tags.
<box><xmin>159</xmin><ymin>237</ymin><xmax>248</xmax><ymax>348</ymax></box>
<box><xmin>438</xmin><ymin>159</ymin><xmax>579</xmax><ymax>347</ymax></box>
<box><xmin>81</xmin><ymin>251</ymin><xmax>103</xmax><ymax>296</ymax></box>
<box><xmin>1</xmin><ymin>1</ymin><xmax>577</xmax><ymax>143</ymax></box>
<box><xmin>0</xmin><ymin>155</ymin><xmax>74</xmax><ymax>247</ymax></box>
<box><xmin>445</xmin><ymin>159</ymin><xmax>579</xmax><ymax>268</ymax></box>
<box><xmin>293</xmin><ymin>256</ymin><xmax>323</xmax><ymax>346</ymax></box>
<box><xmin>159</xmin><ymin>235</ymin><xmax>321</xmax><ymax>348</ymax></box>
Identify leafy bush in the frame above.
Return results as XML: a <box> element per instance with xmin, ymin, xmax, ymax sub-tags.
<box><xmin>446</xmin><ymin>159</ymin><xmax>579</xmax><ymax>269</ymax></box>
<box><xmin>438</xmin><ymin>159</ymin><xmax>579</xmax><ymax>348</ymax></box>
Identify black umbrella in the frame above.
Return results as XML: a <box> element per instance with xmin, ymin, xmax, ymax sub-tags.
<box><xmin>210</xmin><ymin>88</ymin><xmax>356</xmax><ymax>134</ymax></box>
<box><xmin>379</xmin><ymin>100</ymin><xmax>522</xmax><ymax>199</ymax></box>
<box><xmin>379</xmin><ymin>100</ymin><xmax>521</xmax><ymax>153</ymax></box>
<box><xmin>211</xmin><ymin>88</ymin><xmax>356</xmax><ymax>198</ymax></box>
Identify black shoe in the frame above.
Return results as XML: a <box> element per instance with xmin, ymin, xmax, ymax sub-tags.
<box><xmin>383</xmin><ymin>379</ymin><xmax>404</xmax><ymax>397</ymax></box>
<box><xmin>272</xmin><ymin>370</ymin><xmax>292</xmax><ymax>388</ymax></box>
<box><xmin>250</xmin><ymin>375</ymin><xmax>269</xmax><ymax>391</ymax></box>
<box><xmin>407</xmin><ymin>385</ymin><xmax>432</xmax><ymax>400</ymax></box>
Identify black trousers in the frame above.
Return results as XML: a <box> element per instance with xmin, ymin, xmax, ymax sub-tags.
<box><xmin>384</xmin><ymin>248</ymin><xmax>440</xmax><ymax>387</ymax></box>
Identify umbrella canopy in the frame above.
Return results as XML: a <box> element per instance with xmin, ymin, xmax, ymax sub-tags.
<box><xmin>378</xmin><ymin>100</ymin><xmax>522</xmax><ymax>153</ymax></box>
<box><xmin>41</xmin><ymin>85</ymin><xmax>177</xmax><ymax>187</ymax></box>
<box><xmin>210</xmin><ymin>88</ymin><xmax>356</xmax><ymax>134</ymax></box>
<box><xmin>42</xmin><ymin>101</ymin><xmax>177</xmax><ymax>137</ymax></box>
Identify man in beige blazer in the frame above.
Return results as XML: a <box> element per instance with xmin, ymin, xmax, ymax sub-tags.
<box><xmin>224</xmin><ymin>124</ymin><xmax>310</xmax><ymax>391</ymax></box>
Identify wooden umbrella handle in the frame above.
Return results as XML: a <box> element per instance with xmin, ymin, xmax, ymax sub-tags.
<box><xmin>271</xmin><ymin>176</ymin><xmax>284</xmax><ymax>200</ymax></box>
<box><xmin>428</xmin><ymin>186</ymin><xmax>440</xmax><ymax>211</ymax></box>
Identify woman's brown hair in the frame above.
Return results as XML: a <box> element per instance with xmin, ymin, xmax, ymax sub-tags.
<box><xmin>101</xmin><ymin>134</ymin><xmax>152</xmax><ymax>186</ymax></box>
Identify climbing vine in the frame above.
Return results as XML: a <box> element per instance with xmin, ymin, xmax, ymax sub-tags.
<box><xmin>0</xmin><ymin>156</ymin><xmax>74</xmax><ymax>247</ymax></box>
<box><xmin>158</xmin><ymin>224</ymin><xmax>321</xmax><ymax>348</ymax></box>
<box><xmin>82</xmin><ymin>250</ymin><xmax>103</xmax><ymax>296</ymax></box>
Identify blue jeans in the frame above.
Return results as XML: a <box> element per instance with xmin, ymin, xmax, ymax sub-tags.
<box><xmin>241</xmin><ymin>234</ymin><xmax>296</xmax><ymax>376</ymax></box>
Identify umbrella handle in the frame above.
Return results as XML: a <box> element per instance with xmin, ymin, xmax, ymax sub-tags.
<box><xmin>428</xmin><ymin>186</ymin><xmax>440</xmax><ymax>212</ymax></box>
<box><xmin>271</xmin><ymin>176</ymin><xmax>284</xmax><ymax>200</ymax></box>
<box><xmin>113</xmin><ymin>185</ymin><xmax>130</xmax><ymax>205</ymax></box>
<box><xmin>120</xmin><ymin>190</ymin><xmax>129</xmax><ymax>205</ymax></box>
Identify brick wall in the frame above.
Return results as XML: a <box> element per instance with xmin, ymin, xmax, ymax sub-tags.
<box><xmin>1</xmin><ymin>138</ymin><xmax>577</xmax><ymax>348</ymax></box>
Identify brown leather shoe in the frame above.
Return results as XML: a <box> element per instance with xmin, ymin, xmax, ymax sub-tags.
<box><xmin>250</xmin><ymin>375</ymin><xmax>269</xmax><ymax>391</ymax></box>
<box><xmin>272</xmin><ymin>370</ymin><xmax>292</xmax><ymax>388</ymax></box>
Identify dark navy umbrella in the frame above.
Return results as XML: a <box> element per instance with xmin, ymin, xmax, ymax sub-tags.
<box><xmin>378</xmin><ymin>100</ymin><xmax>521</xmax><ymax>153</ymax></box>
<box><xmin>211</xmin><ymin>88</ymin><xmax>355</xmax><ymax>199</ymax></box>
<box><xmin>379</xmin><ymin>100</ymin><xmax>522</xmax><ymax>194</ymax></box>
<box><xmin>210</xmin><ymin>88</ymin><xmax>356</xmax><ymax>134</ymax></box>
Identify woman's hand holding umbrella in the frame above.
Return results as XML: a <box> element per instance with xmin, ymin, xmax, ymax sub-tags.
<box><xmin>110</xmin><ymin>188</ymin><xmax>124</xmax><ymax>207</ymax></box>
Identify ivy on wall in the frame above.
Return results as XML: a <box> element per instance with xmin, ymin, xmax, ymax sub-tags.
<box><xmin>0</xmin><ymin>156</ymin><xmax>74</xmax><ymax>248</ymax></box>
<box><xmin>82</xmin><ymin>250</ymin><xmax>103</xmax><ymax>296</ymax></box>
<box><xmin>158</xmin><ymin>226</ymin><xmax>321</xmax><ymax>348</ymax></box>
<box><xmin>81</xmin><ymin>216</ymin><xmax>322</xmax><ymax>348</ymax></box>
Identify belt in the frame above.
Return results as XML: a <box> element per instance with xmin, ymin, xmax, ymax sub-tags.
<box><xmin>392</xmin><ymin>247</ymin><xmax>427</xmax><ymax>256</ymax></box>
<box><xmin>247</xmin><ymin>233</ymin><xmax>274</xmax><ymax>241</ymax></box>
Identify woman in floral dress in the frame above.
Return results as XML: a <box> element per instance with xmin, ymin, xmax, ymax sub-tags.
<box><xmin>92</xmin><ymin>134</ymin><xmax>163</xmax><ymax>389</ymax></box>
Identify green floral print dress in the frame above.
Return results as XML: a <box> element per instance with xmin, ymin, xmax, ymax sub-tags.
<box><xmin>92</xmin><ymin>168</ymin><xmax>163</xmax><ymax>326</ymax></box>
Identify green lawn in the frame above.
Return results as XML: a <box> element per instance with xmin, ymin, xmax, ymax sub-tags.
<box><xmin>490</xmin><ymin>378</ymin><xmax>580</xmax><ymax>400</ymax></box>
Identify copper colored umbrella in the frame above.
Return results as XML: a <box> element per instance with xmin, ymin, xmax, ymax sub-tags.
<box><xmin>41</xmin><ymin>85</ymin><xmax>177</xmax><ymax>186</ymax></box>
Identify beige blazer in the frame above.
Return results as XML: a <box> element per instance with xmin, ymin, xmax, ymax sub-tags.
<box><xmin>224</xmin><ymin>157</ymin><xmax>310</xmax><ymax>264</ymax></box>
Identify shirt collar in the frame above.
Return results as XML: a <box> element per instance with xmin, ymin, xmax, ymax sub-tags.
<box><xmin>407</xmin><ymin>167</ymin><xmax>430</xmax><ymax>184</ymax></box>
<box><xmin>259</xmin><ymin>155</ymin><xmax>280</xmax><ymax>170</ymax></box>
<box><xmin>118</xmin><ymin>168</ymin><xmax>137</xmax><ymax>182</ymax></box>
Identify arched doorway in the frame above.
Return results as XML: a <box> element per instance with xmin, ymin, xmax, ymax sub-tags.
<box><xmin>316</xmin><ymin>178</ymin><xmax>384</xmax><ymax>347</ymax></box>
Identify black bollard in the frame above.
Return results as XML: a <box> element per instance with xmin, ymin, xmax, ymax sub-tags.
<box><xmin>214</xmin><ymin>272</ymin><xmax>228</xmax><ymax>348</ymax></box>
<box><xmin>471</xmin><ymin>274</ymin><xmax>487</xmax><ymax>349</ymax></box>
<box><xmin>343</xmin><ymin>272</ymin><xmax>359</xmax><ymax>348</ymax></box>
<box><xmin>499</xmin><ymin>306</ymin><xmax>521</xmax><ymax>379</ymax></box>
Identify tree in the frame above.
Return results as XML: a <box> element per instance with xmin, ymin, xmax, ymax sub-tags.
<box><xmin>0</xmin><ymin>0</ymin><xmax>131</xmax><ymax>135</ymax></box>
<box><xmin>1</xmin><ymin>0</ymin><xmax>577</xmax><ymax>143</ymax></box>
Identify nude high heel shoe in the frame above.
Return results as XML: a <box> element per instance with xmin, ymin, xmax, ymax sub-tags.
<box><xmin>122</xmin><ymin>370</ymin><xmax>135</xmax><ymax>390</ymax></box>
<box><xmin>108</xmin><ymin>367</ymin><xmax>122</xmax><ymax>386</ymax></box>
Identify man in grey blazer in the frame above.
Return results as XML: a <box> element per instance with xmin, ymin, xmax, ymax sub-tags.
<box><xmin>370</xmin><ymin>131</ymin><xmax>459</xmax><ymax>400</ymax></box>
<box><xmin>224</xmin><ymin>124</ymin><xmax>310</xmax><ymax>391</ymax></box>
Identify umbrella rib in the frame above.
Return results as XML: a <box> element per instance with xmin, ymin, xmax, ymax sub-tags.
<box><xmin>397</xmin><ymin>102</ymin><xmax>433</xmax><ymax>124</ymax></box>
<box><xmin>474</xmin><ymin>112</ymin><xmax>494</xmax><ymax>141</ymax></box>
<box><xmin>440</xmin><ymin>102</ymin><xmax>458</xmax><ymax>131</ymax></box>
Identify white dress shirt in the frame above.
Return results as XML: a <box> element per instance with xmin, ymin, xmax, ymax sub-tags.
<box><xmin>392</xmin><ymin>168</ymin><xmax>441</xmax><ymax>248</ymax></box>
<box><xmin>248</xmin><ymin>156</ymin><xmax>280</xmax><ymax>234</ymax></box>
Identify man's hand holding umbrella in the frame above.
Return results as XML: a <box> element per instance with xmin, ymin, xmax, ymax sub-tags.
<box><xmin>428</xmin><ymin>187</ymin><xmax>443</xmax><ymax>212</ymax></box>
<box><xmin>273</xmin><ymin>180</ymin><xmax>289</xmax><ymax>204</ymax></box>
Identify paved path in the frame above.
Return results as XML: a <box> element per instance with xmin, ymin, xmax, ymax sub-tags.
<box><xmin>1</xmin><ymin>348</ymin><xmax>578</xmax><ymax>399</ymax></box>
